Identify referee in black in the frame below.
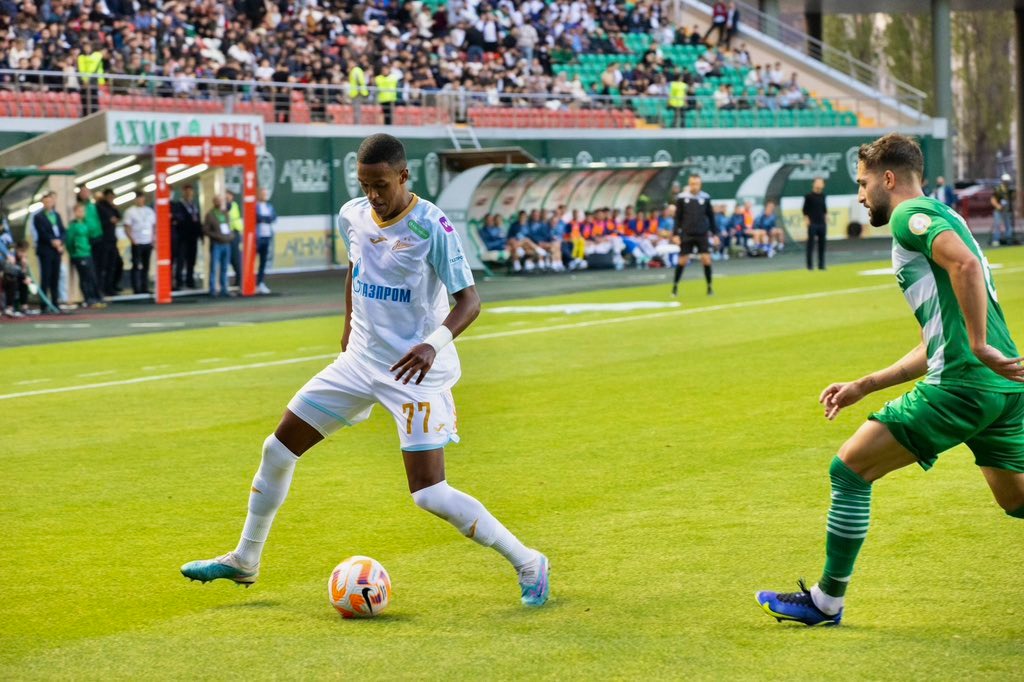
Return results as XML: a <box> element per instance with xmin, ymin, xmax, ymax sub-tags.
<box><xmin>803</xmin><ymin>176</ymin><xmax>828</xmax><ymax>270</ymax></box>
<box><xmin>672</xmin><ymin>172</ymin><xmax>716</xmax><ymax>297</ymax></box>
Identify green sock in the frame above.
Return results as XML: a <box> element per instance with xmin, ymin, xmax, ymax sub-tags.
<box><xmin>819</xmin><ymin>456</ymin><xmax>872</xmax><ymax>598</ymax></box>
<box><xmin>1009</xmin><ymin>505</ymin><xmax>1024</xmax><ymax>519</ymax></box>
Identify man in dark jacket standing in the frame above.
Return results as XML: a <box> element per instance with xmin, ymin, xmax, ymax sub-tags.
<box><xmin>171</xmin><ymin>184</ymin><xmax>203</xmax><ymax>289</ymax></box>
<box><xmin>672</xmin><ymin>173</ymin><xmax>716</xmax><ymax>297</ymax></box>
<box><xmin>802</xmin><ymin>177</ymin><xmax>828</xmax><ymax>270</ymax></box>
<box><xmin>33</xmin><ymin>191</ymin><xmax>65</xmax><ymax>308</ymax></box>
<box><xmin>96</xmin><ymin>188</ymin><xmax>122</xmax><ymax>295</ymax></box>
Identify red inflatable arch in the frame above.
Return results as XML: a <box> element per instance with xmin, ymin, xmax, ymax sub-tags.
<box><xmin>153</xmin><ymin>136</ymin><xmax>257</xmax><ymax>304</ymax></box>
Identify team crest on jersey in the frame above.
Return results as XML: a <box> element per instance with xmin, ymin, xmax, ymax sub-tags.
<box><xmin>909</xmin><ymin>213</ymin><xmax>932</xmax><ymax>235</ymax></box>
<box><xmin>408</xmin><ymin>219</ymin><xmax>429</xmax><ymax>239</ymax></box>
<box><xmin>392</xmin><ymin>239</ymin><xmax>414</xmax><ymax>252</ymax></box>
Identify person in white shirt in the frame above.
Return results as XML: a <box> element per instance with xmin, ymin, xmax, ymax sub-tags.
<box><xmin>181</xmin><ymin>134</ymin><xmax>551</xmax><ymax>607</ymax></box>
<box><xmin>122</xmin><ymin>193</ymin><xmax>156</xmax><ymax>295</ymax></box>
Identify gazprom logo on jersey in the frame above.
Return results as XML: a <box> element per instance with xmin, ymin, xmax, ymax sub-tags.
<box><xmin>351</xmin><ymin>259</ymin><xmax>412</xmax><ymax>303</ymax></box>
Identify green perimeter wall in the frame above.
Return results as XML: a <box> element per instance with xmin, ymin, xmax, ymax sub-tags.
<box><xmin>0</xmin><ymin>127</ymin><xmax>943</xmax><ymax>270</ymax></box>
<box><xmin>260</xmin><ymin>132</ymin><xmax>943</xmax><ymax>217</ymax></box>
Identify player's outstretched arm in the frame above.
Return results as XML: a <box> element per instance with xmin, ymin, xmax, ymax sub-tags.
<box><xmin>391</xmin><ymin>286</ymin><xmax>482</xmax><ymax>385</ymax></box>
<box><xmin>931</xmin><ymin>230</ymin><xmax>1024</xmax><ymax>382</ymax></box>
<box><xmin>819</xmin><ymin>343</ymin><xmax>927</xmax><ymax>420</ymax></box>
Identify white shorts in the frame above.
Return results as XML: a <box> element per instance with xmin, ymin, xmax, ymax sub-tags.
<box><xmin>287</xmin><ymin>353</ymin><xmax>460</xmax><ymax>452</ymax></box>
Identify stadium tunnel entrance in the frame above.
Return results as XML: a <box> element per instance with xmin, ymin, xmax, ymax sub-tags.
<box><xmin>0</xmin><ymin>111</ymin><xmax>265</xmax><ymax>300</ymax></box>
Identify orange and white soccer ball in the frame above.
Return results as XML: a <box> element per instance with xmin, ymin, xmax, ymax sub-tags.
<box><xmin>328</xmin><ymin>556</ymin><xmax>392</xmax><ymax>618</ymax></box>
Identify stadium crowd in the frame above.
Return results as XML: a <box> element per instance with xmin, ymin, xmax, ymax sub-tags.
<box><xmin>0</xmin><ymin>0</ymin><xmax>815</xmax><ymax>120</ymax></box>
<box><xmin>475</xmin><ymin>198</ymin><xmax>786</xmax><ymax>274</ymax></box>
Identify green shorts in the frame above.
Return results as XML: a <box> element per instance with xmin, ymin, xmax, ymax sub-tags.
<box><xmin>870</xmin><ymin>382</ymin><xmax>1024</xmax><ymax>473</ymax></box>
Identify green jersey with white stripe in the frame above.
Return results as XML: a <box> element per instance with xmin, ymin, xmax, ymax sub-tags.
<box><xmin>889</xmin><ymin>196</ymin><xmax>1024</xmax><ymax>393</ymax></box>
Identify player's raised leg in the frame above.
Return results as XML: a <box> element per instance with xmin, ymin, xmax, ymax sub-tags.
<box><xmin>756</xmin><ymin>420</ymin><xmax>916</xmax><ymax>625</ymax></box>
<box><xmin>403</xmin><ymin>448</ymin><xmax>550</xmax><ymax>606</ymax></box>
<box><xmin>180</xmin><ymin>410</ymin><xmax>319</xmax><ymax>585</ymax></box>
<box><xmin>182</xmin><ymin>351</ymin><xmax>376</xmax><ymax>586</ymax></box>
<box><xmin>980</xmin><ymin>467</ymin><xmax>1024</xmax><ymax>518</ymax></box>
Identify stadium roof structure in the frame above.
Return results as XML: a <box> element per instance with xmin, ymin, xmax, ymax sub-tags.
<box><xmin>0</xmin><ymin>166</ymin><xmax>74</xmax><ymax>201</ymax></box>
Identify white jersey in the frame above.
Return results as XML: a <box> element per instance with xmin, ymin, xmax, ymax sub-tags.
<box><xmin>338</xmin><ymin>194</ymin><xmax>474</xmax><ymax>390</ymax></box>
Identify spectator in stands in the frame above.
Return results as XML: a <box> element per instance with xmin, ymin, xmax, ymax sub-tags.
<box><xmin>65</xmin><ymin>202</ymin><xmax>104</xmax><ymax>308</ymax></box>
<box><xmin>203</xmin><ymin>195</ymin><xmax>234</xmax><ymax>298</ymax></box>
<box><xmin>76</xmin><ymin>39</ymin><xmax>105</xmax><ymax>115</ymax></box>
<box><xmin>713</xmin><ymin>84</ymin><xmax>735</xmax><ymax>110</ymax></box>
<box><xmin>931</xmin><ymin>176</ymin><xmax>956</xmax><ymax>208</ymax></box>
<box><xmin>735</xmin><ymin>43</ymin><xmax>752</xmax><ymax>67</ymax></box>
<box><xmin>123</xmin><ymin>193</ymin><xmax>156</xmax><ymax>295</ymax></box>
<box><xmin>171</xmin><ymin>184</ymin><xmax>203</xmax><ymax>290</ymax></box>
<box><xmin>745</xmin><ymin>66</ymin><xmax>762</xmax><ymax>90</ymax></box>
<box><xmin>33</xmin><ymin>191</ymin><xmax>65</xmax><ymax>310</ymax></box>
<box><xmin>724</xmin><ymin>2</ymin><xmax>741</xmax><ymax>49</ymax></box>
<box><xmin>600</xmin><ymin>62</ymin><xmax>623</xmax><ymax>95</ymax></box>
<box><xmin>668</xmin><ymin>71</ymin><xmax>688</xmax><ymax>127</ymax></box>
<box><xmin>255</xmin><ymin>187</ymin><xmax>277</xmax><ymax>295</ymax></box>
<box><xmin>778</xmin><ymin>83</ymin><xmax>805</xmax><ymax>109</ymax></box>
<box><xmin>755</xmin><ymin>87</ymin><xmax>777</xmax><ymax>112</ymax></box>
<box><xmin>95</xmin><ymin>188</ymin><xmax>122</xmax><ymax>297</ymax></box>
<box><xmin>803</xmin><ymin>177</ymin><xmax>828</xmax><ymax>270</ymax></box>
<box><xmin>769</xmin><ymin>62</ymin><xmax>786</xmax><ymax>89</ymax></box>
<box><xmin>705</xmin><ymin>2</ymin><xmax>728</xmax><ymax>45</ymax></box>
<box><xmin>375</xmin><ymin>63</ymin><xmax>400</xmax><ymax>126</ymax></box>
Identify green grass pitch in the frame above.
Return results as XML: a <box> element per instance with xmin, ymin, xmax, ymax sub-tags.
<box><xmin>3</xmin><ymin>252</ymin><xmax>1024</xmax><ymax>679</ymax></box>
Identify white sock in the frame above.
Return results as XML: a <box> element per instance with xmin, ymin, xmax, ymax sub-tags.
<box><xmin>234</xmin><ymin>434</ymin><xmax>299</xmax><ymax>567</ymax></box>
<box><xmin>810</xmin><ymin>584</ymin><xmax>844</xmax><ymax>615</ymax></box>
<box><xmin>412</xmin><ymin>480</ymin><xmax>536</xmax><ymax>569</ymax></box>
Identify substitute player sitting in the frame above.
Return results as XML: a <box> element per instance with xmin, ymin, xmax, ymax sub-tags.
<box><xmin>756</xmin><ymin>133</ymin><xmax>1024</xmax><ymax>626</ymax></box>
<box><xmin>182</xmin><ymin>134</ymin><xmax>550</xmax><ymax>607</ymax></box>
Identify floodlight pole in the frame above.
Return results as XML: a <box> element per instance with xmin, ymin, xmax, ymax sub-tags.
<box><xmin>931</xmin><ymin>0</ymin><xmax>955</xmax><ymax>183</ymax></box>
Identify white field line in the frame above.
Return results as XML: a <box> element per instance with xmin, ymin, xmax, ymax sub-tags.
<box><xmin>0</xmin><ymin>282</ymin><xmax>931</xmax><ymax>402</ymax></box>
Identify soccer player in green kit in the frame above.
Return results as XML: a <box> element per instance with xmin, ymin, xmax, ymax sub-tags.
<box><xmin>756</xmin><ymin>133</ymin><xmax>1024</xmax><ymax>626</ymax></box>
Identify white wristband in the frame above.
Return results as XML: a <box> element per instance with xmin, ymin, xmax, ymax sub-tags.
<box><xmin>423</xmin><ymin>325</ymin><xmax>454</xmax><ymax>353</ymax></box>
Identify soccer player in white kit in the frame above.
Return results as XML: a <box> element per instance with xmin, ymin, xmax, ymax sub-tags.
<box><xmin>181</xmin><ymin>134</ymin><xmax>551</xmax><ymax>607</ymax></box>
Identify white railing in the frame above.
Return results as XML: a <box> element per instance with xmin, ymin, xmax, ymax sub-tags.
<box><xmin>0</xmin><ymin>69</ymin><xmax>919</xmax><ymax>129</ymax></box>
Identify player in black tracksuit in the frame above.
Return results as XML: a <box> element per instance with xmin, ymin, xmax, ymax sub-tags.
<box><xmin>672</xmin><ymin>173</ymin><xmax>716</xmax><ymax>296</ymax></box>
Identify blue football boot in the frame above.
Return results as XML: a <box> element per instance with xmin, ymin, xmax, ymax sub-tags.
<box><xmin>755</xmin><ymin>579</ymin><xmax>842</xmax><ymax>626</ymax></box>
<box><xmin>181</xmin><ymin>553</ymin><xmax>258</xmax><ymax>587</ymax></box>
<box><xmin>518</xmin><ymin>552</ymin><xmax>550</xmax><ymax>607</ymax></box>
